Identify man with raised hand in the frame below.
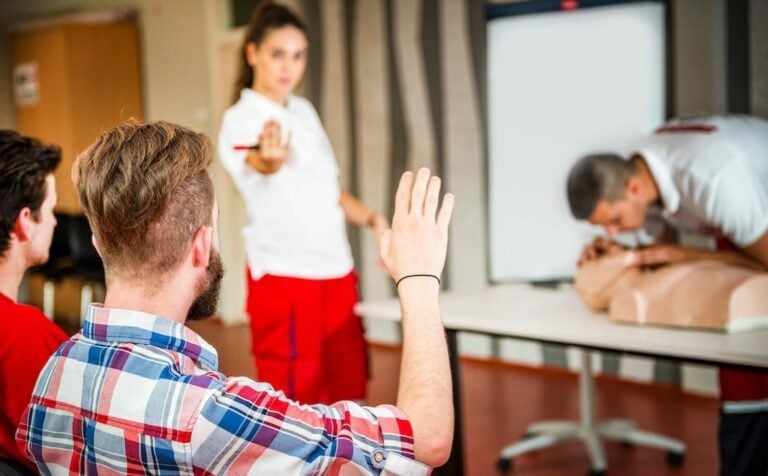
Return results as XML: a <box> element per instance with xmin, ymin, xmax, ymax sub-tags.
<box><xmin>16</xmin><ymin>120</ymin><xmax>455</xmax><ymax>475</ymax></box>
<box><xmin>0</xmin><ymin>131</ymin><xmax>67</xmax><ymax>474</ymax></box>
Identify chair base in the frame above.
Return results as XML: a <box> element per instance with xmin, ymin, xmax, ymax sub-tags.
<box><xmin>496</xmin><ymin>351</ymin><xmax>685</xmax><ymax>474</ymax></box>
<box><xmin>498</xmin><ymin>419</ymin><xmax>685</xmax><ymax>472</ymax></box>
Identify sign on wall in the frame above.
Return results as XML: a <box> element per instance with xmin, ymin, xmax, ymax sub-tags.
<box><xmin>13</xmin><ymin>62</ymin><xmax>40</xmax><ymax>106</ymax></box>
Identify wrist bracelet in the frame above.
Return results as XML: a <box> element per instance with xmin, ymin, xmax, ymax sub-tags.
<box><xmin>395</xmin><ymin>274</ymin><xmax>441</xmax><ymax>288</ymax></box>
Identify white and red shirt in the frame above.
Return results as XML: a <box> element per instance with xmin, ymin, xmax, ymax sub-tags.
<box><xmin>635</xmin><ymin>114</ymin><xmax>768</xmax><ymax>247</ymax></box>
<box><xmin>218</xmin><ymin>89</ymin><xmax>353</xmax><ymax>280</ymax></box>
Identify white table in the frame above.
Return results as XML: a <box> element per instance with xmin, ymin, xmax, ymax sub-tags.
<box><xmin>356</xmin><ymin>284</ymin><xmax>768</xmax><ymax>475</ymax></box>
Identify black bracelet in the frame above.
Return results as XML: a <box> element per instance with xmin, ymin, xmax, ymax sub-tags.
<box><xmin>395</xmin><ymin>274</ymin><xmax>441</xmax><ymax>288</ymax></box>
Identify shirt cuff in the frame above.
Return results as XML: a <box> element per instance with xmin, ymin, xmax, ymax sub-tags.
<box><xmin>380</xmin><ymin>451</ymin><xmax>432</xmax><ymax>475</ymax></box>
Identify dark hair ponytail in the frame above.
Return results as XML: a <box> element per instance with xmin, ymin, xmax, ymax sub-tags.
<box><xmin>232</xmin><ymin>1</ymin><xmax>308</xmax><ymax>104</ymax></box>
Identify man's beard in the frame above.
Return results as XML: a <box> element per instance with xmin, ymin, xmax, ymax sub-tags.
<box><xmin>187</xmin><ymin>250</ymin><xmax>224</xmax><ymax>321</ymax></box>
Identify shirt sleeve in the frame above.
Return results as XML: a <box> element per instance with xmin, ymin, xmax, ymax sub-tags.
<box><xmin>190</xmin><ymin>377</ymin><xmax>430</xmax><ymax>475</ymax></box>
<box><xmin>217</xmin><ymin>109</ymin><xmax>269</xmax><ymax>183</ymax></box>
<box><xmin>1</xmin><ymin>321</ymin><xmax>67</xmax><ymax>429</ymax></box>
<box><xmin>703</xmin><ymin>161</ymin><xmax>768</xmax><ymax>247</ymax></box>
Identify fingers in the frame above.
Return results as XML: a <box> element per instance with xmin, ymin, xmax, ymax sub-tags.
<box><xmin>410</xmin><ymin>168</ymin><xmax>430</xmax><ymax>215</ymax></box>
<box><xmin>258</xmin><ymin>120</ymin><xmax>289</xmax><ymax>162</ymax></box>
<box><xmin>394</xmin><ymin>168</ymin><xmax>451</xmax><ymax>225</ymax></box>
<box><xmin>633</xmin><ymin>248</ymin><xmax>672</xmax><ymax>266</ymax></box>
<box><xmin>635</xmin><ymin>250</ymin><xmax>660</xmax><ymax>265</ymax></box>
<box><xmin>424</xmin><ymin>176</ymin><xmax>441</xmax><ymax>220</ymax></box>
<box><xmin>436</xmin><ymin>193</ymin><xmax>454</xmax><ymax>229</ymax></box>
<box><xmin>264</xmin><ymin>120</ymin><xmax>281</xmax><ymax>140</ymax></box>
<box><xmin>394</xmin><ymin>171</ymin><xmax>414</xmax><ymax>217</ymax></box>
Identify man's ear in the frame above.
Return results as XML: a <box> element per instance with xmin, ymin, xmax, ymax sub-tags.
<box><xmin>625</xmin><ymin>177</ymin><xmax>641</xmax><ymax>198</ymax></box>
<box><xmin>12</xmin><ymin>208</ymin><xmax>34</xmax><ymax>243</ymax></box>
<box><xmin>191</xmin><ymin>226</ymin><xmax>212</xmax><ymax>269</ymax></box>
<box><xmin>91</xmin><ymin>234</ymin><xmax>103</xmax><ymax>258</ymax></box>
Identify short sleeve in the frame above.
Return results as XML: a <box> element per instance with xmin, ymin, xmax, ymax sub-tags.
<box><xmin>190</xmin><ymin>376</ymin><xmax>430</xmax><ymax>475</ymax></box>
<box><xmin>704</xmin><ymin>161</ymin><xmax>768</xmax><ymax>247</ymax></box>
<box><xmin>217</xmin><ymin>109</ymin><xmax>253</xmax><ymax>179</ymax></box>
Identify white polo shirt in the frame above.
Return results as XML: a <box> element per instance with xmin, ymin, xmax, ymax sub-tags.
<box><xmin>218</xmin><ymin>89</ymin><xmax>353</xmax><ymax>280</ymax></box>
<box><xmin>635</xmin><ymin>115</ymin><xmax>768</xmax><ymax>247</ymax></box>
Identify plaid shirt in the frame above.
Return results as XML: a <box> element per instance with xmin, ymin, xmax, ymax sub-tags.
<box><xmin>16</xmin><ymin>305</ymin><xmax>429</xmax><ymax>475</ymax></box>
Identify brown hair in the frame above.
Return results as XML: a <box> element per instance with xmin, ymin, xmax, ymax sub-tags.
<box><xmin>73</xmin><ymin>121</ymin><xmax>214</xmax><ymax>280</ymax></box>
<box><xmin>232</xmin><ymin>1</ymin><xmax>308</xmax><ymax>103</ymax></box>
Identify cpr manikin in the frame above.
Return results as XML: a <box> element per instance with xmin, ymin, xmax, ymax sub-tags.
<box><xmin>575</xmin><ymin>247</ymin><xmax>768</xmax><ymax>332</ymax></box>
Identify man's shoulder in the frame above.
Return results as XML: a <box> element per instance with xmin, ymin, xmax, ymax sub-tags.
<box><xmin>0</xmin><ymin>298</ymin><xmax>57</xmax><ymax>336</ymax></box>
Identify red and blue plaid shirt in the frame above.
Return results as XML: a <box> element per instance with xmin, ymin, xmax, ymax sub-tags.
<box><xmin>16</xmin><ymin>305</ymin><xmax>428</xmax><ymax>475</ymax></box>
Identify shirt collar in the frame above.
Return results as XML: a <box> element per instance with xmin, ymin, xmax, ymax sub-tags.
<box><xmin>635</xmin><ymin>147</ymin><xmax>680</xmax><ymax>216</ymax></box>
<box><xmin>240</xmin><ymin>88</ymin><xmax>295</xmax><ymax>112</ymax></box>
<box><xmin>81</xmin><ymin>304</ymin><xmax>219</xmax><ymax>372</ymax></box>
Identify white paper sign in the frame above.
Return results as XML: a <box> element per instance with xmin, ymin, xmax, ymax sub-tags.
<box><xmin>13</xmin><ymin>62</ymin><xmax>40</xmax><ymax>106</ymax></box>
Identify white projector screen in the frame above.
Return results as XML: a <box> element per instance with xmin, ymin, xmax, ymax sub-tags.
<box><xmin>488</xmin><ymin>2</ymin><xmax>666</xmax><ymax>282</ymax></box>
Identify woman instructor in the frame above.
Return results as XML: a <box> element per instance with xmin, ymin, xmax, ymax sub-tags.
<box><xmin>218</xmin><ymin>2</ymin><xmax>387</xmax><ymax>404</ymax></box>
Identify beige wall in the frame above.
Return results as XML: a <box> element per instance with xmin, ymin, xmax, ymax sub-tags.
<box><xmin>0</xmin><ymin>0</ymin><xmax>245</xmax><ymax>321</ymax></box>
<box><xmin>0</xmin><ymin>34</ymin><xmax>12</xmax><ymax>128</ymax></box>
<box><xmin>673</xmin><ymin>0</ymin><xmax>727</xmax><ymax>116</ymax></box>
<box><xmin>753</xmin><ymin>0</ymin><xmax>768</xmax><ymax>117</ymax></box>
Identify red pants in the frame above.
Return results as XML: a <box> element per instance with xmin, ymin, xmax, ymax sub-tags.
<box><xmin>246</xmin><ymin>271</ymin><xmax>368</xmax><ymax>404</ymax></box>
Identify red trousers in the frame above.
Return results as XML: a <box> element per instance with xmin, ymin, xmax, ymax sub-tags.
<box><xmin>246</xmin><ymin>271</ymin><xmax>368</xmax><ymax>404</ymax></box>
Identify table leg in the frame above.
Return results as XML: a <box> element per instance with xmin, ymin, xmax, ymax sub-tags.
<box><xmin>434</xmin><ymin>329</ymin><xmax>465</xmax><ymax>476</ymax></box>
<box><xmin>580</xmin><ymin>351</ymin><xmax>606</xmax><ymax>472</ymax></box>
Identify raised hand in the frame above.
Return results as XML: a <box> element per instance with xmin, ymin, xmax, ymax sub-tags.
<box><xmin>247</xmin><ymin>119</ymin><xmax>291</xmax><ymax>174</ymax></box>
<box><xmin>379</xmin><ymin>168</ymin><xmax>454</xmax><ymax>283</ymax></box>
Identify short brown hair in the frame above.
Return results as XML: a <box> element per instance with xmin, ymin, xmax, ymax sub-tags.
<box><xmin>73</xmin><ymin>121</ymin><xmax>214</xmax><ymax>280</ymax></box>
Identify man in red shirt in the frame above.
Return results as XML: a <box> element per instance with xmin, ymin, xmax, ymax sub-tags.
<box><xmin>0</xmin><ymin>130</ymin><xmax>68</xmax><ymax>472</ymax></box>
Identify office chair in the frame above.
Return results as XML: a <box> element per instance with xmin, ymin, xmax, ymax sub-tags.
<box><xmin>0</xmin><ymin>459</ymin><xmax>37</xmax><ymax>476</ymax></box>
<box><xmin>67</xmin><ymin>214</ymin><xmax>105</xmax><ymax>321</ymax></box>
<box><xmin>27</xmin><ymin>212</ymin><xmax>74</xmax><ymax>318</ymax></box>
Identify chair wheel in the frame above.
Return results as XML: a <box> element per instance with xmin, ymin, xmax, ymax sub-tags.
<box><xmin>496</xmin><ymin>457</ymin><xmax>513</xmax><ymax>473</ymax></box>
<box><xmin>666</xmin><ymin>450</ymin><xmax>685</xmax><ymax>466</ymax></box>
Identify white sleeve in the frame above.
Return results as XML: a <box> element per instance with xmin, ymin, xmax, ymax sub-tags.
<box><xmin>704</xmin><ymin>161</ymin><xmax>768</xmax><ymax>247</ymax></box>
<box><xmin>217</xmin><ymin>109</ymin><xmax>270</xmax><ymax>183</ymax></box>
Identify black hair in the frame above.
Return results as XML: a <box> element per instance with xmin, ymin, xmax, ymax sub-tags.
<box><xmin>566</xmin><ymin>153</ymin><xmax>638</xmax><ymax>220</ymax></box>
<box><xmin>0</xmin><ymin>130</ymin><xmax>61</xmax><ymax>255</ymax></box>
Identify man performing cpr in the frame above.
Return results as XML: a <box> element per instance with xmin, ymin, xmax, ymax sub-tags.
<box><xmin>566</xmin><ymin>114</ymin><xmax>768</xmax><ymax>476</ymax></box>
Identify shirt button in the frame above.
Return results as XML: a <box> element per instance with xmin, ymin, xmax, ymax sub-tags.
<box><xmin>373</xmin><ymin>451</ymin><xmax>385</xmax><ymax>463</ymax></box>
